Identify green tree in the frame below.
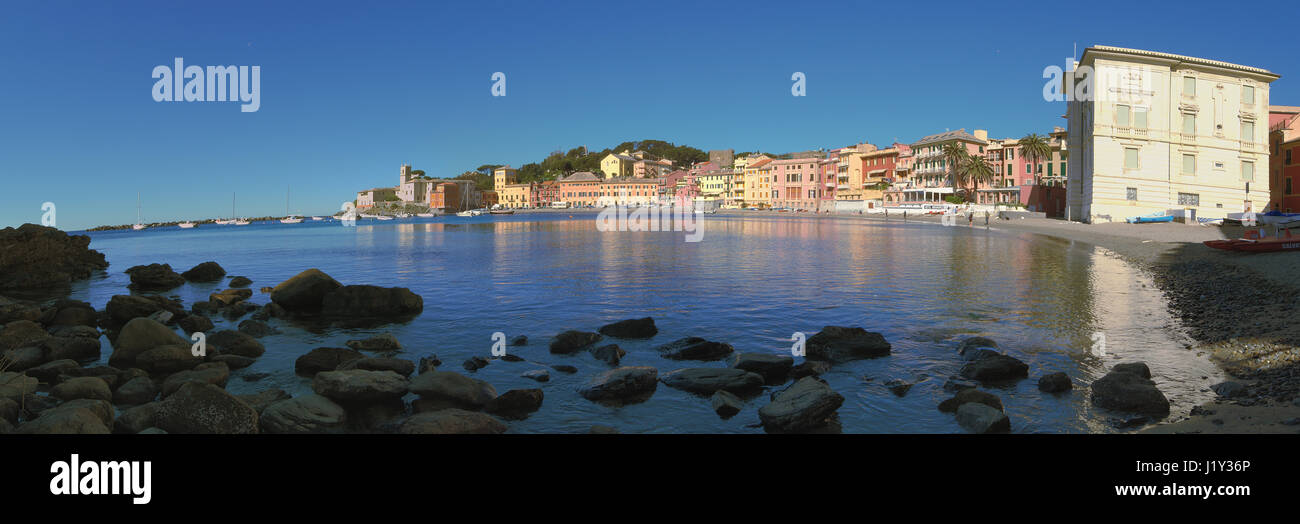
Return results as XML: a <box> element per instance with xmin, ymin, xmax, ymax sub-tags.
<box><xmin>961</xmin><ymin>154</ymin><xmax>995</xmax><ymax>203</ymax></box>
<box><xmin>941</xmin><ymin>142</ymin><xmax>969</xmax><ymax>192</ymax></box>
<box><xmin>1017</xmin><ymin>133</ymin><xmax>1052</xmax><ymax>185</ymax></box>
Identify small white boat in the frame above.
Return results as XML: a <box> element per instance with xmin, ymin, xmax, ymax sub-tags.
<box><xmin>416</xmin><ymin>212</ymin><xmax>435</xmax><ymax>218</ymax></box>
<box><xmin>395</xmin><ymin>213</ymin><xmax>411</xmax><ymax>219</ymax></box>
<box><xmin>374</xmin><ymin>215</ymin><xmax>394</xmax><ymax>221</ymax></box>
<box><xmin>178</xmin><ymin>222</ymin><xmax>197</xmax><ymax>229</ymax></box>
<box><xmin>214</xmin><ymin>219</ymin><xmax>234</xmax><ymax>225</ymax></box>
<box><xmin>133</xmin><ymin>192</ymin><xmax>147</xmax><ymax>230</ymax></box>
<box><xmin>281</xmin><ymin>216</ymin><xmax>304</xmax><ymax>224</ymax></box>
<box><xmin>311</xmin><ymin>216</ymin><xmax>325</xmax><ymax>221</ymax></box>
<box><xmin>359</xmin><ymin>213</ymin><xmax>379</xmax><ymax>219</ymax></box>
<box><xmin>132</xmin><ymin>223</ymin><xmax>147</xmax><ymax>231</ymax></box>
<box><xmin>234</xmin><ymin>219</ymin><xmax>250</xmax><ymax>226</ymax></box>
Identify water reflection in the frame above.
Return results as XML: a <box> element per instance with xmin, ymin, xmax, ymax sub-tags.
<box><xmin>63</xmin><ymin>215</ymin><xmax>1213</xmax><ymax>433</ymax></box>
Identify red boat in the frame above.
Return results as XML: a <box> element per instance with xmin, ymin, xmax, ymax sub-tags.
<box><xmin>1204</xmin><ymin>229</ymin><xmax>1300</xmax><ymax>252</ymax></box>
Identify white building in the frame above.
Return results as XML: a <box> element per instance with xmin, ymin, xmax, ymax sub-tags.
<box><xmin>1066</xmin><ymin>46</ymin><xmax>1279</xmax><ymax>222</ymax></box>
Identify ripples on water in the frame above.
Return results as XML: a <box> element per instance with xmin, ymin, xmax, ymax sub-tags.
<box><xmin>67</xmin><ymin>213</ymin><xmax>1221</xmax><ymax>433</ymax></box>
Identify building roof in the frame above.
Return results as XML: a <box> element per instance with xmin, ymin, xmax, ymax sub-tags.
<box><xmin>911</xmin><ymin>128</ymin><xmax>988</xmax><ymax>147</ymax></box>
<box><xmin>560</xmin><ymin>172</ymin><xmax>600</xmax><ymax>182</ymax></box>
<box><xmin>1082</xmin><ymin>45</ymin><xmax>1279</xmax><ymax>80</ymax></box>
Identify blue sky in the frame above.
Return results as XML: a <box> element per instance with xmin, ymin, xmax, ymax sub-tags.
<box><xmin>1</xmin><ymin>0</ymin><xmax>1294</xmax><ymax>230</ymax></box>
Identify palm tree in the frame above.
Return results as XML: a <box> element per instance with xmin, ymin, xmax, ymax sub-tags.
<box><xmin>941</xmin><ymin>142</ymin><xmax>970</xmax><ymax>198</ymax></box>
<box><xmin>962</xmin><ymin>155</ymin><xmax>996</xmax><ymax>203</ymax></box>
<box><xmin>1018</xmin><ymin>133</ymin><xmax>1052</xmax><ymax>185</ymax></box>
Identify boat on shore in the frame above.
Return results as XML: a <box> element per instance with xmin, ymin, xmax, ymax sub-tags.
<box><xmin>1126</xmin><ymin>212</ymin><xmax>1173</xmax><ymax>224</ymax></box>
<box><xmin>1205</xmin><ymin>229</ymin><xmax>1300</xmax><ymax>252</ymax></box>
<box><xmin>489</xmin><ymin>209</ymin><xmax>514</xmax><ymax>215</ymax></box>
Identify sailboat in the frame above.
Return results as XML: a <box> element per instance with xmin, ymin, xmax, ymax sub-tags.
<box><xmin>132</xmin><ymin>192</ymin><xmax>147</xmax><ymax>230</ymax></box>
<box><xmin>215</xmin><ymin>194</ymin><xmax>238</xmax><ymax>224</ymax></box>
<box><xmin>280</xmin><ymin>187</ymin><xmax>303</xmax><ymax>224</ymax></box>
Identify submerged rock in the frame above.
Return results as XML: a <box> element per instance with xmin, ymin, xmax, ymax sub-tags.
<box><xmin>409</xmin><ymin>370</ymin><xmax>498</xmax><ymax>410</ymax></box>
<box><xmin>805</xmin><ymin>326</ymin><xmax>891</xmax><ymax>363</ymax></box>
<box><xmin>296</xmin><ymin>347</ymin><xmax>364</xmax><ymax>376</ymax></box>
<box><xmin>345</xmin><ymin>333</ymin><xmax>401</xmax><ymax>352</ymax></box>
<box><xmin>484</xmin><ymin>388</ymin><xmax>544</xmax><ymax>419</ymax></box>
<box><xmin>938</xmin><ymin>388</ymin><xmax>1004</xmax><ymax>413</ymax></box>
<box><xmin>578</xmin><ymin>366</ymin><xmax>658</xmax><ymax>402</ymax></box>
<box><xmin>181</xmin><ymin>261</ymin><xmax>226</xmax><ymax>282</ymax></box>
<box><xmin>260</xmin><ymin>394</ymin><xmax>348</xmax><ymax>434</ymax></box>
<box><xmin>1112</xmin><ymin>362</ymin><xmax>1152</xmax><ymax>379</ymax></box>
<box><xmin>336</xmin><ymin>357</ymin><xmax>415</xmax><ymax>377</ymax></box>
<box><xmin>321</xmin><ymin>285</ymin><xmax>424</xmax><ymax>320</ymax></box>
<box><xmin>590</xmin><ymin>344</ymin><xmax>625</xmax><ymax>366</ymax></box>
<box><xmin>960</xmin><ymin>353</ymin><xmax>1029</xmax><ymax>383</ymax></box>
<box><xmin>598</xmin><ymin>317</ymin><xmax>658</xmax><ymax>339</ymax></box>
<box><xmin>758</xmin><ymin>377</ymin><xmax>844</xmax><ymax>433</ymax></box>
<box><xmin>711</xmin><ymin>390</ymin><xmax>743</xmax><ymax>418</ymax></box>
<box><xmin>732</xmin><ymin>353</ymin><xmax>794</xmax><ymax>384</ymax></box>
<box><xmin>1038</xmin><ymin>372</ymin><xmax>1073</xmax><ymax>393</ymax></box>
<box><xmin>655</xmin><ymin>337</ymin><xmax>734</xmax><ymax>361</ymax></box>
<box><xmin>1090</xmin><ymin>369</ymin><xmax>1170</xmax><ymax>417</ymax></box>
<box><xmin>125</xmin><ymin>263</ymin><xmax>186</xmax><ymax>291</ymax></box>
<box><xmin>550</xmin><ymin>330</ymin><xmax>603</xmax><ymax>354</ymax></box>
<box><xmin>660</xmin><ymin>368</ymin><xmax>764</xmax><ymax>395</ymax></box>
<box><xmin>955</xmin><ymin>403</ymin><xmax>1011</xmax><ymax>434</ymax></box>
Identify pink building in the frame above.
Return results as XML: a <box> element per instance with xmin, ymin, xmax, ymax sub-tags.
<box><xmin>768</xmin><ymin>157</ymin><xmax>824</xmax><ymax>210</ymax></box>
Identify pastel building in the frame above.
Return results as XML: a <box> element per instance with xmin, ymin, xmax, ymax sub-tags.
<box><xmin>833</xmin><ymin>143</ymin><xmax>878</xmax><ymax>202</ymax></box>
<box><xmin>744</xmin><ymin>158</ymin><xmax>773</xmax><ymax>208</ymax></box>
<box><xmin>356</xmin><ymin>187</ymin><xmax>397</xmax><ymax>209</ymax></box>
<box><xmin>1066</xmin><ymin>46</ymin><xmax>1278</xmax><ymax>222</ymax></box>
<box><xmin>1269</xmin><ymin>105</ymin><xmax>1300</xmax><ymax>212</ymax></box>
<box><xmin>558</xmin><ymin>172</ymin><xmax>602</xmax><ymax>206</ymax></box>
<box><xmin>981</xmin><ymin>129</ymin><xmax>1069</xmax><ymax>208</ymax></box>
<box><xmin>769</xmin><ymin>157</ymin><xmax>823</xmax><ymax>210</ymax></box>
<box><xmin>904</xmin><ymin>129</ymin><xmax>988</xmax><ymax>203</ymax></box>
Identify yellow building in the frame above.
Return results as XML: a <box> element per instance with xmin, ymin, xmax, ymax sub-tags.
<box><xmin>743</xmin><ymin>157</ymin><xmax>773</xmax><ymax>208</ymax></box>
<box><xmin>499</xmin><ymin>183</ymin><xmax>535</xmax><ymax>208</ymax></box>
<box><xmin>1067</xmin><ymin>46</ymin><xmax>1278</xmax><ymax>221</ymax></box>
<box><xmin>493</xmin><ymin>166</ymin><xmax>518</xmax><ymax>190</ymax></box>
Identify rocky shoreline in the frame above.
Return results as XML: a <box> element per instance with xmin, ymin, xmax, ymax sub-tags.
<box><xmin>3</xmin><ymin>219</ymin><xmax>1290</xmax><ymax>434</ymax></box>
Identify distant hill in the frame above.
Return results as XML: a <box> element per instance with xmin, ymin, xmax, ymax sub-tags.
<box><xmin>455</xmin><ymin>139</ymin><xmax>708</xmax><ymax>190</ymax></box>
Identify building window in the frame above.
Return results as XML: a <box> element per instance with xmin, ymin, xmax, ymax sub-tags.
<box><xmin>1182</xmin><ymin>154</ymin><xmax>1196</xmax><ymax>175</ymax></box>
<box><xmin>1242</xmin><ymin>161</ymin><xmax>1254</xmax><ymax>182</ymax></box>
<box><xmin>1116</xmin><ymin>104</ymin><xmax>1130</xmax><ymax>127</ymax></box>
<box><xmin>1183</xmin><ymin>76</ymin><xmax>1196</xmax><ymax>97</ymax></box>
<box><xmin>1183</xmin><ymin>113</ymin><xmax>1196</xmax><ymax>136</ymax></box>
<box><xmin>1134</xmin><ymin>107</ymin><xmax>1148</xmax><ymax>130</ymax></box>
<box><xmin>1241</xmin><ymin>121</ymin><xmax>1254</xmax><ymax>143</ymax></box>
<box><xmin>1288</xmin><ymin>177</ymin><xmax>1293</xmax><ymax>195</ymax></box>
<box><xmin>1242</xmin><ymin>85</ymin><xmax>1255</xmax><ymax>105</ymax></box>
<box><xmin>1177</xmin><ymin>192</ymin><xmax>1200</xmax><ymax>206</ymax></box>
<box><xmin>1124</xmin><ymin>148</ymin><xmax>1139</xmax><ymax>169</ymax></box>
<box><xmin>1126</xmin><ymin>187</ymin><xmax>1138</xmax><ymax>201</ymax></box>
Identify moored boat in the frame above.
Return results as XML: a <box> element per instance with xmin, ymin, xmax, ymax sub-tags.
<box><xmin>1204</xmin><ymin>229</ymin><xmax>1300</xmax><ymax>252</ymax></box>
<box><xmin>1126</xmin><ymin>212</ymin><xmax>1174</xmax><ymax>224</ymax></box>
<box><xmin>489</xmin><ymin>209</ymin><xmax>514</xmax><ymax>215</ymax></box>
<box><xmin>178</xmin><ymin>222</ymin><xmax>196</xmax><ymax>229</ymax></box>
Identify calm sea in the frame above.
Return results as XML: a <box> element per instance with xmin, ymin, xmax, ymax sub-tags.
<box><xmin>65</xmin><ymin>212</ymin><xmax>1220</xmax><ymax>433</ymax></box>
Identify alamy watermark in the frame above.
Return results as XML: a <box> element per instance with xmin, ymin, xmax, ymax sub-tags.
<box><xmin>595</xmin><ymin>192</ymin><xmax>703</xmax><ymax>242</ymax></box>
<box><xmin>1042</xmin><ymin>59</ymin><xmax>1154</xmax><ymax>103</ymax></box>
<box><xmin>152</xmin><ymin>58</ymin><xmax>260</xmax><ymax>112</ymax></box>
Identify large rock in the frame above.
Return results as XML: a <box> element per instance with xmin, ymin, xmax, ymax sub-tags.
<box><xmin>16</xmin><ymin>406</ymin><xmax>110</xmax><ymax>434</ymax></box>
<box><xmin>955</xmin><ymin>403</ymin><xmax>1011</xmax><ymax>434</ymax></box>
<box><xmin>732</xmin><ymin>353</ymin><xmax>794</xmax><ymax>384</ymax></box>
<box><xmin>1090</xmin><ymin>369</ymin><xmax>1170</xmax><ymax>417</ymax></box>
<box><xmin>237</xmin><ymin>319</ymin><xmax>276</xmax><ymax>338</ymax></box>
<box><xmin>711</xmin><ymin>390</ymin><xmax>743</xmax><ymax>418</ymax></box>
<box><xmin>758</xmin><ymin>377</ymin><xmax>844</xmax><ymax>433</ymax></box>
<box><xmin>296</xmin><ymin>347</ymin><xmax>364</xmax><ymax>377</ymax></box>
<box><xmin>578</xmin><ymin>366</ymin><xmax>658</xmax><ymax>403</ymax></box>
<box><xmin>105</xmin><ymin>295</ymin><xmax>174</xmax><ymax>327</ymax></box>
<box><xmin>50</xmin><ymin>376</ymin><xmax>112</xmax><ymax>402</ymax></box>
<box><xmin>1</xmin><ymin>345</ymin><xmax>46</xmax><ymax>372</ymax></box>
<box><xmin>125</xmin><ymin>263</ymin><xmax>186</xmax><ymax>291</ymax></box>
<box><xmin>260</xmin><ymin>394</ymin><xmax>348</xmax><ymax>434</ymax></box>
<box><xmin>345</xmin><ymin>333</ymin><xmax>401</xmax><ymax>352</ymax></box>
<box><xmin>598</xmin><ymin>317</ymin><xmax>658</xmax><ymax>339</ymax></box>
<box><xmin>0</xmin><ymin>319</ymin><xmax>49</xmax><ymax>351</ymax></box>
<box><xmin>113</xmin><ymin>376</ymin><xmax>159</xmax><ymax>405</ymax></box>
<box><xmin>312</xmin><ymin>370</ymin><xmax>408</xmax><ymax>403</ymax></box>
<box><xmin>23</xmin><ymin>359</ymin><xmax>80</xmax><ymax>384</ymax></box>
<box><xmin>398</xmin><ymin>409</ymin><xmax>507</xmax><ymax>434</ymax></box>
<box><xmin>0</xmin><ymin>296</ymin><xmax>42</xmax><ymax>324</ymax></box>
<box><xmin>208</xmin><ymin>330</ymin><xmax>265</xmax><ymax>358</ymax></box>
<box><xmin>655</xmin><ymin>337</ymin><xmax>734</xmax><ymax>361</ymax></box>
<box><xmin>109</xmin><ymin>317</ymin><xmax>188</xmax><ymax>367</ymax></box>
<box><xmin>155</xmin><ymin>382</ymin><xmax>259</xmax><ymax>434</ymax></box>
<box><xmin>181</xmin><ymin>261</ymin><xmax>226</xmax><ymax>282</ymax></box>
<box><xmin>321</xmin><ymin>285</ymin><xmax>423</xmax><ymax>319</ymax></box>
<box><xmin>42</xmin><ymin>335</ymin><xmax>101</xmax><ymax>361</ymax></box>
<box><xmin>1038</xmin><ymin>372</ymin><xmax>1073</xmax><ymax>393</ymax></box>
<box><xmin>960</xmin><ymin>353</ymin><xmax>1029</xmax><ymax>382</ymax></box>
<box><xmin>160</xmin><ymin>362</ymin><xmax>230</xmax><ymax>397</ymax></box>
<box><xmin>0</xmin><ymin>224</ymin><xmax>108</xmax><ymax>291</ymax></box>
<box><xmin>50</xmin><ymin>305</ymin><xmax>97</xmax><ymax>328</ymax></box>
<box><xmin>336</xmin><ymin>357</ymin><xmax>415</xmax><ymax>377</ymax></box>
<box><xmin>1112</xmin><ymin>362</ymin><xmax>1152</xmax><ymax>379</ymax></box>
<box><xmin>805</xmin><ymin>326</ymin><xmax>891</xmax><ymax>363</ymax></box>
<box><xmin>0</xmin><ymin>372</ymin><xmax>38</xmax><ymax>403</ymax></box>
<box><xmin>135</xmin><ymin>344</ymin><xmax>202</xmax><ymax>375</ymax></box>
<box><xmin>484</xmin><ymin>389</ymin><xmax>543</xmax><ymax>419</ymax></box>
<box><xmin>235</xmin><ymin>389</ymin><xmax>291</xmax><ymax>414</ymax></box>
<box><xmin>938</xmin><ymin>388</ymin><xmax>1004</xmax><ymax>413</ymax></box>
<box><xmin>53</xmin><ymin>398</ymin><xmax>114</xmax><ymax>426</ymax></box>
<box><xmin>589</xmin><ymin>344</ymin><xmax>625</xmax><ymax>366</ymax></box>
<box><xmin>177</xmin><ymin>315</ymin><xmax>214</xmax><ymax>334</ymax></box>
<box><xmin>113</xmin><ymin>402</ymin><xmax>162</xmax><ymax>434</ymax></box>
<box><xmin>409</xmin><ymin>371</ymin><xmax>498</xmax><ymax>409</ymax></box>
<box><xmin>660</xmin><ymin>368</ymin><xmax>764</xmax><ymax>395</ymax></box>
<box><xmin>550</xmin><ymin>330</ymin><xmax>603</xmax><ymax>354</ymax></box>
<box><xmin>270</xmin><ymin>269</ymin><xmax>342</xmax><ymax>312</ymax></box>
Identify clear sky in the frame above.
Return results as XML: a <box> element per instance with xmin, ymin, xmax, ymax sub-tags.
<box><xmin>1</xmin><ymin>0</ymin><xmax>1294</xmax><ymax>230</ymax></box>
